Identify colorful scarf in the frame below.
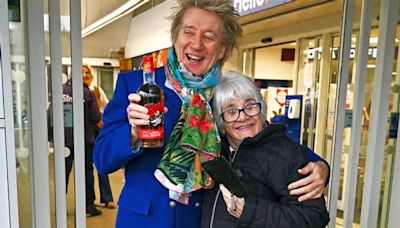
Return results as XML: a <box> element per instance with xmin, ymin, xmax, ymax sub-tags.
<box><xmin>154</xmin><ymin>48</ymin><xmax>221</xmax><ymax>204</ymax></box>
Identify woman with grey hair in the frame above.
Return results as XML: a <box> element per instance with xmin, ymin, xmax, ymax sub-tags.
<box><xmin>201</xmin><ymin>72</ymin><xmax>330</xmax><ymax>227</ymax></box>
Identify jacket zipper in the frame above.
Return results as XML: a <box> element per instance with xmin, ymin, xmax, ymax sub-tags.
<box><xmin>209</xmin><ymin>140</ymin><xmax>246</xmax><ymax>228</ymax></box>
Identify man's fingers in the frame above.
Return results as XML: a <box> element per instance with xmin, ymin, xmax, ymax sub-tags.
<box><xmin>128</xmin><ymin>93</ymin><xmax>141</xmax><ymax>102</ymax></box>
<box><xmin>297</xmin><ymin>188</ymin><xmax>323</xmax><ymax>202</ymax></box>
<box><xmin>288</xmin><ymin>174</ymin><xmax>313</xmax><ymax>190</ymax></box>
<box><xmin>126</xmin><ymin>95</ymin><xmax>150</xmax><ymax>128</ymax></box>
<box><xmin>289</xmin><ymin>181</ymin><xmax>314</xmax><ymax>195</ymax></box>
<box><xmin>297</xmin><ymin>162</ymin><xmax>315</xmax><ymax>175</ymax></box>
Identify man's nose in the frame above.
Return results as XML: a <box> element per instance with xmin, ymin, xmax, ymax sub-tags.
<box><xmin>191</xmin><ymin>33</ymin><xmax>203</xmax><ymax>49</ymax></box>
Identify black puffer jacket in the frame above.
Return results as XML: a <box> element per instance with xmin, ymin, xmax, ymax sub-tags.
<box><xmin>201</xmin><ymin>124</ymin><xmax>329</xmax><ymax>228</ymax></box>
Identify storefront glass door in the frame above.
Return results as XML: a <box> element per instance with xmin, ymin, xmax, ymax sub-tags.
<box><xmin>296</xmin><ymin>37</ymin><xmax>323</xmax><ymax>150</ymax></box>
<box><xmin>326</xmin><ymin>26</ymin><xmax>400</xmax><ymax>227</ymax></box>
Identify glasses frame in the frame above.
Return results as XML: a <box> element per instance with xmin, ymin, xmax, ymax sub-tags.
<box><xmin>220</xmin><ymin>102</ymin><xmax>262</xmax><ymax>123</ymax></box>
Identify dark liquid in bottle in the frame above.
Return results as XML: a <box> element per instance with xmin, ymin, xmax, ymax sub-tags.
<box><xmin>137</xmin><ymin>83</ymin><xmax>164</xmax><ymax>148</ymax></box>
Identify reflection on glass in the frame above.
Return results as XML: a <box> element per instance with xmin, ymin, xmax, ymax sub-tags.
<box><xmin>326</xmin><ymin>25</ymin><xmax>400</xmax><ymax>226</ymax></box>
<box><xmin>9</xmin><ymin>0</ymin><xmax>33</xmax><ymax>226</ymax></box>
<box><xmin>98</xmin><ymin>67</ymin><xmax>114</xmax><ymax>100</ymax></box>
<box><xmin>296</xmin><ymin>37</ymin><xmax>322</xmax><ymax>150</ymax></box>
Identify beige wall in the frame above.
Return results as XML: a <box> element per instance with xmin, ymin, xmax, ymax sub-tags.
<box><xmin>254</xmin><ymin>46</ymin><xmax>294</xmax><ymax>80</ymax></box>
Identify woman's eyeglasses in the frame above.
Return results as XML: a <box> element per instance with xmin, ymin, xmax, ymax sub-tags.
<box><xmin>220</xmin><ymin>103</ymin><xmax>261</xmax><ymax>123</ymax></box>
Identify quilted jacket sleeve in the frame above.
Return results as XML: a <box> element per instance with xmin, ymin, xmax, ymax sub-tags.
<box><xmin>236</xmin><ymin>145</ymin><xmax>330</xmax><ymax>228</ymax></box>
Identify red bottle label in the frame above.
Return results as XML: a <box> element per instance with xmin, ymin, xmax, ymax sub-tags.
<box><xmin>145</xmin><ymin>103</ymin><xmax>163</xmax><ymax>127</ymax></box>
<box><xmin>139</xmin><ymin>128</ymin><xmax>164</xmax><ymax>140</ymax></box>
<box><xmin>138</xmin><ymin>103</ymin><xmax>164</xmax><ymax>140</ymax></box>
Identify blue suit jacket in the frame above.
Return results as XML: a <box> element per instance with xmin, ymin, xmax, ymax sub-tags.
<box><xmin>94</xmin><ymin>67</ymin><xmax>204</xmax><ymax>228</ymax></box>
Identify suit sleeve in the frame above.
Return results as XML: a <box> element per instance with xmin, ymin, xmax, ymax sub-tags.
<box><xmin>302</xmin><ymin>144</ymin><xmax>331</xmax><ymax>185</ymax></box>
<box><xmin>236</xmin><ymin>146</ymin><xmax>330</xmax><ymax>228</ymax></box>
<box><xmin>94</xmin><ymin>73</ymin><xmax>143</xmax><ymax>174</ymax></box>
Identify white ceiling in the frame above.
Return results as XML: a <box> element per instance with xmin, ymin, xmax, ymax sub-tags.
<box><xmin>58</xmin><ymin>0</ymin><xmax>369</xmax><ymax>59</ymax></box>
<box><xmin>80</xmin><ymin>0</ymin><xmax>165</xmax><ymax>58</ymax></box>
<box><xmin>80</xmin><ymin>0</ymin><xmax>134</xmax><ymax>58</ymax></box>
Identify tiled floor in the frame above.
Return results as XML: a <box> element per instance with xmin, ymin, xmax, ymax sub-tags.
<box><xmin>65</xmin><ymin>168</ymin><xmax>124</xmax><ymax>228</ymax></box>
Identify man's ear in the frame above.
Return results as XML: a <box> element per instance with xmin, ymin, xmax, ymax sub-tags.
<box><xmin>217</xmin><ymin>45</ymin><xmax>227</xmax><ymax>61</ymax></box>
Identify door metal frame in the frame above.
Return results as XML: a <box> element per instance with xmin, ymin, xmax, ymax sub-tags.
<box><xmin>0</xmin><ymin>0</ymin><xmax>20</xmax><ymax>227</ymax></box>
<box><xmin>327</xmin><ymin>0</ymin><xmax>355</xmax><ymax>227</ymax></box>
<box><xmin>1</xmin><ymin>0</ymin><xmax>86</xmax><ymax>227</ymax></box>
<box><xmin>360</xmin><ymin>0</ymin><xmax>400</xmax><ymax>227</ymax></box>
<box><xmin>342</xmin><ymin>0</ymin><xmax>373</xmax><ymax>226</ymax></box>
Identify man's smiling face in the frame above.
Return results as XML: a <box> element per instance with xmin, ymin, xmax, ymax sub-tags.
<box><xmin>174</xmin><ymin>7</ymin><xmax>226</xmax><ymax>76</ymax></box>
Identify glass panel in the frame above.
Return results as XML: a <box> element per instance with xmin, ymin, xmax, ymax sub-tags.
<box><xmin>43</xmin><ymin>0</ymin><xmax>57</xmax><ymax>226</ymax></box>
<box><xmin>0</xmin><ymin>54</ymin><xmax>3</xmax><ymax>119</ymax></box>
<box><xmin>98</xmin><ymin>67</ymin><xmax>114</xmax><ymax>100</ymax></box>
<box><xmin>61</xmin><ymin>0</ymin><xmax>75</xmax><ymax>227</ymax></box>
<box><xmin>296</xmin><ymin>37</ymin><xmax>322</xmax><ymax>149</ymax></box>
<box><xmin>378</xmin><ymin>24</ymin><xmax>400</xmax><ymax>228</ymax></box>
<box><xmin>46</xmin><ymin>0</ymin><xmax>74</xmax><ymax>226</ymax></box>
<box><xmin>9</xmin><ymin>0</ymin><xmax>33</xmax><ymax>226</ymax></box>
<box><xmin>327</xmin><ymin>33</ymin><xmax>366</xmax><ymax>226</ymax></box>
<box><xmin>325</xmin><ymin>26</ymin><xmax>399</xmax><ymax>227</ymax></box>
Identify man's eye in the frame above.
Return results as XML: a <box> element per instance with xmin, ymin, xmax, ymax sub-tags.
<box><xmin>204</xmin><ymin>35</ymin><xmax>215</xmax><ymax>41</ymax></box>
<box><xmin>183</xmin><ymin>30</ymin><xmax>194</xmax><ymax>36</ymax></box>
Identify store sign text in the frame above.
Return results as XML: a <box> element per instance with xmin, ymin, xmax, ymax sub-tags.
<box><xmin>233</xmin><ymin>0</ymin><xmax>293</xmax><ymax>16</ymax></box>
<box><xmin>306</xmin><ymin>47</ymin><xmax>398</xmax><ymax>60</ymax></box>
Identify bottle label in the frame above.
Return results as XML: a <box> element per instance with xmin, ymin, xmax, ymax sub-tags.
<box><xmin>138</xmin><ymin>90</ymin><xmax>159</xmax><ymax>98</ymax></box>
<box><xmin>139</xmin><ymin>128</ymin><xmax>164</xmax><ymax>140</ymax></box>
<box><xmin>138</xmin><ymin>103</ymin><xmax>164</xmax><ymax>140</ymax></box>
<box><xmin>145</xmin><ymin>103</ymin><xmax>163</xmax><ymax>127</ymax></box>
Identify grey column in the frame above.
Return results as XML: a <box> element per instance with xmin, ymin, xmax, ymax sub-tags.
<box><xmin>388</xmin><ymin>30</ymin><xmax>400</xmax><ymax>228</ymax></box>
<box><xmin>26</xmin><ymin>0</ymin><xmax>51</xmax><ymax>226</ymax></box>
<box><xmin>70</xmin><ymin>0</ymin><xmax>86</xmax><ymax>227</ymax></box>
<box><xmin>48</xmin><ymin>0</ymin><xmax>67</xmax><ymax>227</ymax></box>
<box><xmin>342</xmin><ymin>0</ymin><xmax>373</xmax><ymax>227</ymax></box>
<box><xmin>0</xmin><ymin>0</ymin><xmax>19</xmax><ymax>226</ymax></box>
<box><xmin>327</xmin><ymin>0</ymin><xmax>355</xmax><ymax>227</ymax></box>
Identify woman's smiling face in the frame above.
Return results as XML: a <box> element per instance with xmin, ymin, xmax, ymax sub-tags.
<box><xmin>222</xmin><ymin>97</ymin><xmax>264</xmax><ymax>150</ymax></box>
<box><xmin>174</xmin><ymin>7</ymin><xmax>226</xmax><ymax>76</ymax></box>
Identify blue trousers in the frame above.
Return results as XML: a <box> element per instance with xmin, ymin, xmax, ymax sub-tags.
<box><xmin>98</xmin><ymin>173</ymin><xmax>113</xmax><ymax>203</ymax></box>
<box><xmin>94</xmin><ymin>128</ymin><xmax>114</xmax><ymax>203</ymax></box>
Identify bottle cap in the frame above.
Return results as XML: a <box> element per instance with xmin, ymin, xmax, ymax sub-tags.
<box><xmin>143</xmin><ymin>55</ymin><xmax>155</xmax><ymax>72</ymax></box>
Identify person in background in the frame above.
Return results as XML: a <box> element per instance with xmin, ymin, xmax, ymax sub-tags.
<box><xmin>94</xmin><ymin>0</ymin><xmax>329</xmax><ymax>227</ymax></box>
<box><xmin>62</xmin><ymin>67</ymin><xmax>102</xmax><ymax>216</ymax></box>
<box><xmin>82</xmin><ymin>64</ymin><xmax>116</xmax><ymax>209</ymax></box>
<box><xmin>201</xmin><ymin>71</ymin><xmax>330</xmax><ymax>228</ymax></box>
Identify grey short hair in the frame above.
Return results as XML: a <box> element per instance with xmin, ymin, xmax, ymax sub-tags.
<box><xmin>213</xmin><ymin>71</ymin><xmax>267</xmax><ymax>133</ymax></box>
<box><xmin>169</xmin><ymin>0</ymin><xmax>242</xmax><ymax>64</ymax></box>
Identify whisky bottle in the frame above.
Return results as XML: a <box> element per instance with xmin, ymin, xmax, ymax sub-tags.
<box><xmin>137</xmin><ymin>55</ymin><xmax>164</xmax><ymax>148</ymax></box>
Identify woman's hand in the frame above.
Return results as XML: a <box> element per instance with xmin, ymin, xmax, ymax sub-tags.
<box><xmin>219</xmin><ymin>184</ymin><xmax>245</xmax><ymax>218</ymax></box>
<box><xmin>288</xmin><ymin>161</ymin><xmax>329</xmax><ymax>202</ymax></box>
